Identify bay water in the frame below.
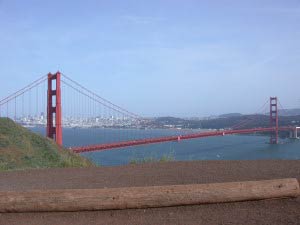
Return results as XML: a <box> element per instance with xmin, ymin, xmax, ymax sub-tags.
<box><xmin>31</xmin><ymin>127</ymin><xmax>300</xmax><ymax>166</ymax></box>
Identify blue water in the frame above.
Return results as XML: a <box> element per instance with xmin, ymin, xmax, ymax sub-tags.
<box><xmin>31</xmin><ymin>127</ymin><xmax>300</xmax><ymax>166</ymax></box>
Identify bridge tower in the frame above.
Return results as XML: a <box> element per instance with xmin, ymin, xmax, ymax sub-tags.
<box><xmin>46</xmin><ymin>72</ymin><xmax>62</xmax><ymax>146</ymax></box>
<box><xmin>270</xmin><ymin>97</ymin><xmax>278</xmax><ymax>144</ymax></box>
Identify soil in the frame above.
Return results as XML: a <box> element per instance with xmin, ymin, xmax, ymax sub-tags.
<box><xmin>0</xmin><ymin>160</ymin><xmax>299</xmax><ymax>225</ymax></box>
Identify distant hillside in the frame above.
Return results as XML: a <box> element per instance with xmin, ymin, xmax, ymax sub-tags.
<box><xmin>153</xmin><ymin>114</ymin><xmax>300</xmax><ymax>130</ymax></box>
<box><xmin>218</xmin><ymin>113</ymin><xmax>243</xmax><ymax>118</ymax></box>
<box><xmin>278</xmin><ymin>108</ymin><xmax>300</xmax><ymax>116</ymax></box>
<box><xmin>198</xmin><ymin>114</ymin><xmax>300</xmax><ymax>129</ymax></box>
<box><xmin>0</xmin><ymin>118</ymin><xmax>94</xmax><ymax>171</ymax></box>
<box><xmin>218</xmin><ymin>109</ymin><xmax>300</xmax><ymax>118</ymax></box>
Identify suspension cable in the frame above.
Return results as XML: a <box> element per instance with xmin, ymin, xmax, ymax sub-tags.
<box><xmin>0</xmin><ymin>75</ymin><xmax>47</xmax><ymax>106</ymax></box>
<box><xmin>61</xmin><ymin>73</ymin><xmax>141</xmax><ymax>118</ymax></box>
<box><xmin>231</xmin><ymin>99</ymin><xmax>269</xmax><ymax>129</ymax></box>
<box><xmin>61</xmin><ymin>79</ymin><xmax>138</xmax><ymax>119</ymax></box>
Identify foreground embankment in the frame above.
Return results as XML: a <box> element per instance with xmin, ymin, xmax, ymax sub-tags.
<box><xmin>0</xmin><ymin>160</ymin><xmax>299</xmax><ymax>225</ymax></box>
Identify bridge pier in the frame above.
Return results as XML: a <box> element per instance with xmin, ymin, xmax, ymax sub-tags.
<box><xmin>290</xmin><ymin>127</ymin><xmax>299</xmax><ymax>139</ymax></box>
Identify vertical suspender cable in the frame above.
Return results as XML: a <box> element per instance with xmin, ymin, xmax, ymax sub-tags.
<box><xmin>14</xmin><ymin>97</ymin><xmax>16</xmax><ymax>121</ymax></box>
<box><xmin>36</xmin><ymin>85</ymin><xmax>38</xmax><ymax>117</ymax></box>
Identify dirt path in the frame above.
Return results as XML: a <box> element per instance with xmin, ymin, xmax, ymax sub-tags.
<box><xmin>0</xmin><ymin>160</ymin><xmax>299</xmax><ymax>225</ymax></box>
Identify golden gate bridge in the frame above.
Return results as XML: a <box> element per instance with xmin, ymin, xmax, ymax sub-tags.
<box><xmin>0</xmin><ymin>71</ymin><xmax>299</xmax><ymax>153</ymax></box>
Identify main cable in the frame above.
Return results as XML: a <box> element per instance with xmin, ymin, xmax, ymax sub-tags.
<box><xmin>61</xmin><ymin>73</ymin><xmax>141</xmax><ymax>118</ymax></box>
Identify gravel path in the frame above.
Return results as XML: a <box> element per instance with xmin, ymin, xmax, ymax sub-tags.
<box><xmin>0</xmin><ymin>160</ymin><xmax>299</xmax><ymax>225</ymax></box>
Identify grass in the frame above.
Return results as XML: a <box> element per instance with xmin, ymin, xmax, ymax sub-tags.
<box><xmin>0</xmin><ymin>118</ymin><xmax>94</xmax><ymax>171</ymax></box>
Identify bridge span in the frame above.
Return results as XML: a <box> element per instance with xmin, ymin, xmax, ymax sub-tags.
<box><xmin>71</xmin><ymin>126</ymin><xmax>297</xmax><ymax>153</ymax></box>
<box><xmin>1</xmin><ymin>71</ymin><xmax>299</xmax><ymax>154</ymax></box>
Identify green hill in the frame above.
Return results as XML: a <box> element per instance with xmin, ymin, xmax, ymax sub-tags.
<box><xmin>0</xmin><ymin>118</ymin><xmax>94</xmax><ymax>171</ymax></box>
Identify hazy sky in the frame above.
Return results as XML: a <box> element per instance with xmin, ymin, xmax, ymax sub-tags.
<box><xmin>0</xmin><ymin>0</ymin><xmax>299</xmax><ymax>117</ymax></box>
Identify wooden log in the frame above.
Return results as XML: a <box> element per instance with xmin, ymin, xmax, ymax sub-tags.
<box><xmin>0</xmin><ymin>178</ymin><xmax>299</xmax><ymax>213</ymax></box>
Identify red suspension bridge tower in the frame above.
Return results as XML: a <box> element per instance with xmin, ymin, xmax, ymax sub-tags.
<box><xmin>46</xmin><ymin>72</ymin><xmax>62</xmax><ymax>146</ymax></box>
<box><xmin>270</xmin><ymin>97</ymin><xmax>279</xmax><ymax>144</ymax></box>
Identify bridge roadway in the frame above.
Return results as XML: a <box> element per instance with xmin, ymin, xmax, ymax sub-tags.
<box><xmin>70</xmin><ymin>126</ymin><xmax>296</xmax><ymax>153</ymax></box>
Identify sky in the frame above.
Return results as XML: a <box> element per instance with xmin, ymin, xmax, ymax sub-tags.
<box><xmin>0</xmin><ymin>0</ymin><xmax>300</xmax><ymax>117</ymax></box>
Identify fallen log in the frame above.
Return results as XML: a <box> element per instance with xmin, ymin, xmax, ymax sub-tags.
<box><xmin>0</xmin><ymin>178</ymin><xmax>299</xmax><ymax>213</ymax></box>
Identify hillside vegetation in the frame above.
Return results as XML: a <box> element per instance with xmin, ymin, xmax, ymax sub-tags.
<box><xmin>153</xmin><ymin>115</ymin><xmax>300</xmax><ymax>130</ymax></box>
<box><xmin>0</xmin><ymin>118</ymin><xmax>93</xmax><ymax>171</ymax></box>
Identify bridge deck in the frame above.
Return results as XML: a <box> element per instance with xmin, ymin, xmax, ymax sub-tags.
<box><xmin>71</xmin><ymin>126</ymin><xmax>294</xmax><ymax>153</ymax></box>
